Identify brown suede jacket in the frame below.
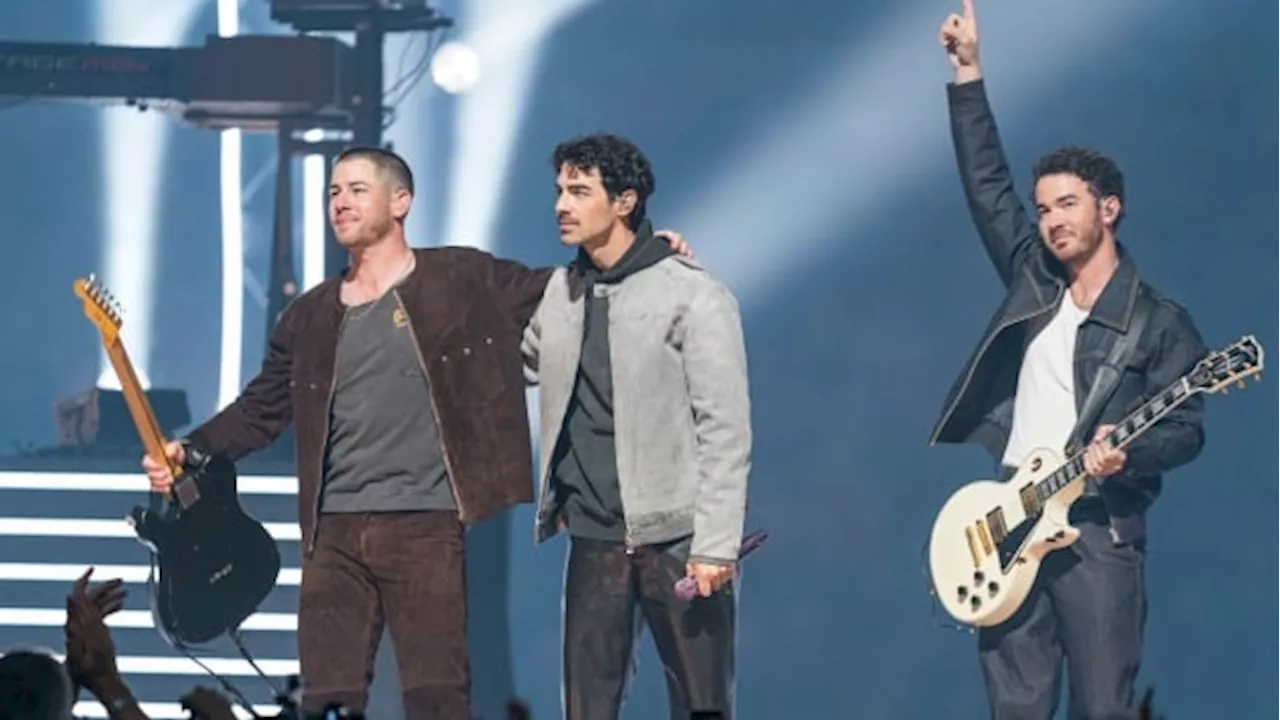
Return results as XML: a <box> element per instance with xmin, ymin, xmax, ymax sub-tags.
<box><xmin>185</xmin><ymin>246</ymin><xmax>554</xmax><ymax>555</ymax></box>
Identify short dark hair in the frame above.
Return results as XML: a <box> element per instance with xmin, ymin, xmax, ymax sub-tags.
<box><xmin>335</xmin><ymin>146</ymin><xmax>415</xmax><ymax>195</ymax></box>
<box><xmin>0</xmin><ymin>650</ymin><xmax>73</xmax><ymax>720</ymax></box>
<box><xmin>551</xmin><ymin>133</ymin><xmax>655</xmax><ymax>229</ymax></box>
<box><xmin>1031</xmin><ymin>146</ymin><xmax>1125</xmax><ymax>230</ymax></box>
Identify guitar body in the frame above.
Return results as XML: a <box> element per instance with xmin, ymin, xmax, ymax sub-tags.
<box><xmin>129</xmin><ymin>452</ymin><xmax>281</xmax><ymax>646</ymax></box>
<box><xmin>927</xmin><ymin>447</ymin><xmax>1085</xmax><ymax>628</ymax></box>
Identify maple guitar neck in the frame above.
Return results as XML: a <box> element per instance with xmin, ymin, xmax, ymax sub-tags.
<box><xmin>101</xmin><ymin>338</ymin><xmax>183</xmax><ymax>481</ymax></box>
<box><xmin>74</xmin><ymin>275</ymin><xmax>284</xmax><ymax>646</ymax></box>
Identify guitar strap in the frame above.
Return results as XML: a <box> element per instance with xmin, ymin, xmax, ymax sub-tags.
<box><xmin>1065</xmin><ymin>290</ymin><xmax>1156</xmax><ymax>456</ymax></box>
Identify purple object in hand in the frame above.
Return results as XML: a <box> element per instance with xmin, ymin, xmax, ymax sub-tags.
<box><xmin>674</xmin><ymin>530</ymin><xmax>768</xmax><ymax>601</ymax></box>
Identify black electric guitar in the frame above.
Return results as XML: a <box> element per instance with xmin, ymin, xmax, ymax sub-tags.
<box><xmin>75</xmin><ymin>275</ymin><xmax>281</xmax><ymax>646</ymax></box>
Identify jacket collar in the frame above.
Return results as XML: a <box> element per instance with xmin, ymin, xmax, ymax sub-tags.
<box><xmin>317</xmin><ymin>247</ymin><xmax>431</xmax><ymax>310</ymax></box>
<box><xmin>1043</xmin><ymin>243</ymin><xmax>1140</xmax><ymax>333</ymax></box>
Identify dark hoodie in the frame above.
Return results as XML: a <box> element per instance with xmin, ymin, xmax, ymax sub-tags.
<box><xmin>549</xmin><ymin>221</ymin><xmax>675</xmax><ymax>542</ymax></box>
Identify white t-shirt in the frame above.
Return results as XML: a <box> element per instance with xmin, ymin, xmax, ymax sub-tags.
<box><xmin>1001</xmin><ymin>293</ymin><xmax>1092</xmax><ymax>467</ymax></box>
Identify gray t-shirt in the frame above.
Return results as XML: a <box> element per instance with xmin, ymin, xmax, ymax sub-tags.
<box><xmin>320</xmin><ymin>288</ymin><xmax>455</xmax><ymax>513</ymax></box>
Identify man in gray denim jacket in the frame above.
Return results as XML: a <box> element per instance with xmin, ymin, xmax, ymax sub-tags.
<box><xmin>522</xmin><ymin>133</ymin><xmax>752</xmax><ymax>720</ymax></box>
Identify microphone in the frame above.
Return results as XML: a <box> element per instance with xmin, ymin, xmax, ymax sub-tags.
<box><xmin>675</xmin><ymin>530</ymin><xmax>768</xmax><ymax>601</ymax></box>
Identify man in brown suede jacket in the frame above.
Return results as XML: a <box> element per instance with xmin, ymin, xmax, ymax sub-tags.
<box><xmin>141</xmin><ymin>146</ymin><xmax>686</xmax><ymax>719</ymax></box>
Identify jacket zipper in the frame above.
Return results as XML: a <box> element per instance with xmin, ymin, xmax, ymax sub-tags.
<box><xmin>929</xmin><ymin>284</ymin><xmax>1064</xmax><ymax>446</ymax></box>
<box><xmin>394</xmin><ymin>290</ymin><xmax>467</xmax><ymax>520</ymax></box>
<box><xmin>534</xmin><ymin>281</ymin><xmax>635</xmax><ymax>554</ymax></box>
<box><xmin>596</xmin><ymin>282</ymin><xmax>635</xmax><ymax>554</ymax></box>
<box><xmin>307</xmin><ymin>349</ymin><xmax>341</xmax><ymax>556</ymax></box>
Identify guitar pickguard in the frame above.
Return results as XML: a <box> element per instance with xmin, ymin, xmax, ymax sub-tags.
<box><xmin>995</xmin><ymin>514</ymin><xmax>1038</xmax><ymax>571</ymax></box>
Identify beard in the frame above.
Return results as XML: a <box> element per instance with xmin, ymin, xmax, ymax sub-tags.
<box><xmin>1046</xmin><ymin>221</ymin><xmax>1104</xmax><ymax>265</ymax></box>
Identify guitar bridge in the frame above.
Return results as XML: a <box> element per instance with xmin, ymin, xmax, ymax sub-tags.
<box><xmin>974</xmin><ymin>520</ymin><xmax>994</xmax><ymax>556</ymax></box>
<box><xmin>964</xmin><ymin>526</ymin><xmax>982</xmax><ymax>568</ymax></box>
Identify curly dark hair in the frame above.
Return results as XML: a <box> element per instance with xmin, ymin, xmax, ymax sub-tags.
<box><xmin>1031</xmin><ymin>146</ymin><xmax>1125</xmax><ymax>231</ymax></box>
<box><xmin>551</xmin><ymin>133</ymin><xmax>655</xmax><ymax>230</ymax></box>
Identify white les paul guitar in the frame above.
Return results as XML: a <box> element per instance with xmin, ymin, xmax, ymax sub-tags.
<box><xmin>927</xmin><ymin>335</ymin><xmax>1264</xmax><ymax>628</ymax></box>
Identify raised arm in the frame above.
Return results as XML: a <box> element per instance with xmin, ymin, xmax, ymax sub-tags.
<box><xmin>939</xmin><ymin>0</ymin><xmax>1039</xmax><ymax>287</ymax></box>
<box><xmin>185</xmin><ymin>302</ymin><xmax>299</xmax><ymax>460</ymax></box>
<box><xmin>683</xmin><ymin>281</ymin><xmax>753</xmax><ymax>566</ymax></box>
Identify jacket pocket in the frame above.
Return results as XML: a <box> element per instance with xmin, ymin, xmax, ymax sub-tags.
<box><xmin>434</xmin><ymin>333</ymin><xmax>509</xmax><ymax>404</ymax></box>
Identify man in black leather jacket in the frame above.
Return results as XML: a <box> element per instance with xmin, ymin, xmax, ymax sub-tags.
<box><xmin>934</xmin><ymin>2</ymin><xmax>1208</xmax><ymax>718</ymax></box>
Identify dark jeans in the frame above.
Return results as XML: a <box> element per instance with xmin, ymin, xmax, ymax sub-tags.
<box><xmin>563</xmin><ymin>535</ymin><xmax>736</xmax><ymax>720</ymax></box>
<box><xmin>978</xmin><ymin>502</ymin><xmax>1147</xmax><ymax>720</ymax></box>
<box><xmin>298</xmin><ymin>511</ymin><xmax>469</xmax><ymax>719</ymax></box>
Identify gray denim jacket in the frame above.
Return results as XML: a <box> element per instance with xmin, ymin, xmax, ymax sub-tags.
<box><xmin>522</xmin><ymin>255</ymin><xmax>752</xmax><ymax>564</ymax></box>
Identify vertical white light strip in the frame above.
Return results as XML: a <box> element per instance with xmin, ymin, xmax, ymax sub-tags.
<box><xmin>440</xmin><ymin>0</ymin><xmax>592</xmax><ymax>250</ymax></box>
<box><xmin>216</xmin><ymin>0</ymin><xmax>243</xmax><ymax>410</ymax></box>
<box><xmin>93</xmin><ymin>0</ymin><xmax>206</xmax><ymax>389</ymax></box>
<box><xmin>302</xmin><ymin>129</ymin><xmax>327</xmax><ymax>291</ymax></box>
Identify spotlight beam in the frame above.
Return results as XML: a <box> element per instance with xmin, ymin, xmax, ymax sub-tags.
<box><xmin>94</xmin><ymin>0</ymin><xmax>207</xmax><ymax>390</ymax></box>
<box><xmin>440</xmin><ymin>0</ymin><xmax>594</xmax><ymax>251</ymax></box>
<box><xmin>668</xmin><ymin>2</ymin><xmax>1154</xmax><ymax>302</ymax></box>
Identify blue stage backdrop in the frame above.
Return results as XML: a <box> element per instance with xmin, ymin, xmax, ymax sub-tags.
<box><xmin>0</xmin><ymin>1</ymin><xmax>1273</xmax><ymax>718</ymax></box>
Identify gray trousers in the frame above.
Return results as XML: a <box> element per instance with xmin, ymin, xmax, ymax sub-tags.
<box><xmin>978</xmin><ymin>500</ymin><xmax>1147</xmax><ymax>720</ymax></box>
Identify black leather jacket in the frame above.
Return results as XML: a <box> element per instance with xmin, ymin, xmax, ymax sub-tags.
<box><xmin>929</xmin><ymin>80</ymin><xmax>1208</xmax><ymax>543</ymax></box>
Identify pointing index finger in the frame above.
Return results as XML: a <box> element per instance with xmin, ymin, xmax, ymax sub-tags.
<box><xmin>72</xmin><ymin>567</ymin><xmax>94</xmax><ymax>596</ymax></box>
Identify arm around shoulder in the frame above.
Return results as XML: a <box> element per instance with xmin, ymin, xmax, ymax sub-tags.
<box><xmin>683</xmin><ymin>280</ymin><xmax>752</xmax><ymax>565</ymax></box>
<box><xmin>947</xmin><ymin>78</ymin><xmax>1040</xmax><ymax>287</ymax></box>
<box><xmin>185</xmin><ymin>301</ymin><xmax>299</xmax><ymax>460</ymax></box>
<box><xmin>483</xmin><ymin>252</ymin><xmax>556</xmax><ymax>331</ymax></box>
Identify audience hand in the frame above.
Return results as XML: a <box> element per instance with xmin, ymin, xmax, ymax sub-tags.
<box><xmin>63</xmin><ymin>567</ymin><xmax>125</xmax><ymax>691</ymax></box>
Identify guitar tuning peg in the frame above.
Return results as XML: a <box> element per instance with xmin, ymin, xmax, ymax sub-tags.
<box><xmin>1236</xmin><ymin>380</ymin><xmax>1245</xmax><ymax>390</ymax></box>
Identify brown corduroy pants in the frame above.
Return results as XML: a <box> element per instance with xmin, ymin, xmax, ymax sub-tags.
<box><xmin>297</xmin><ymin>511</ymin><xmax>470</xmax><ymax>719</ymax></box>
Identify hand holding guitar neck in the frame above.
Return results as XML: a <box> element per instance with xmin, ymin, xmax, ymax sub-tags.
<box><xmin>141</xmin><ymin>440</ymin><xmax>186</xmax><ymax>494</ymax></box>
<box><xmin>75</xmin><ymin>274</ymin><xmax>282</xmax><ymax>647</ymax></box>
<box><xmin>926</xmin><ymin>336</ymin><xmax>1263</xmax><ymax>628</ymax></box>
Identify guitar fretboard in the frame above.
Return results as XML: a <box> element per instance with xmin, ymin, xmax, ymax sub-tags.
<box><xmin>1032</xmin><ymin>377</ymin><xmax>1192</xmax><ymax>501</ymax></box>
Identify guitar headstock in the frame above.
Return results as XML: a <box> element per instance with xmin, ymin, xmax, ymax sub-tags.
<box><xmin>73</xmin><ymin>275</ymin><xmax>123</xmax><ymax>345</ymax></box>
<box><xmin>1188</xmin><ymin>335</ymin><xmax>1264</xmax><ymax>395</ymax></box>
